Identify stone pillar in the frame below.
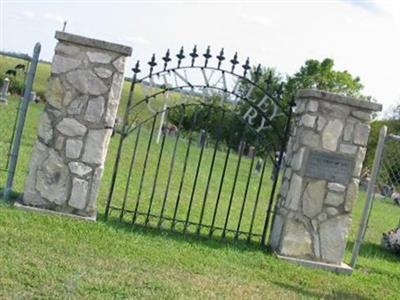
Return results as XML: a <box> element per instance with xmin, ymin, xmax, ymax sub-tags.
<box><xmin>22</xmin><ymin>31</ymin><xmax>131</xmax><ymax>219</ymax></box>
<box><xmin>270</xmin><ymin>89</ymin><xmax>382</xmax><ymax>271</ymax></box>
<box><xmin>0</xmin><ymin>77</ymin><xmax>10</xmax><ymax>104</ymax></box>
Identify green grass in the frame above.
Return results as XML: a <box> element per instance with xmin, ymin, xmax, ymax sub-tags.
<box><xmin>1</xmin><ymin>195</ymin><xmax>399</xmax><ymax>299</ymax></box>
<box><xmin>0</xmin><ymin>55</ymin><xmax>400</xmax><ymax>299</ymax></box>
<box><xmin>105</xmin><ymin>123</ymin><xmax>275</xmax><ymax>241</ymax></box>
<box><xmin>0</xmin><ymin>55</ymin><xmax>51</xmax><ymax>94</ymax></box>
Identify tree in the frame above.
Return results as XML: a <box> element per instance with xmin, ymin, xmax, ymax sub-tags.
<box><xmin>233</xmin><ymin>58</ymin><xmax>368</xmax><ymax>154</ymax></box>
<box><xmin>386</xmin><ymin>101</ymin><xmax>400</xmax><ymax>120</ymax></box>
<box><xmin>170</xmin><ymin>58</ymin><xmax>369</xmax><ymax>156</ymax></box>
<box><xmin>285</xmin><ymin>58</ymin><xmax>365</xmax><ymax>99</ymax></box>
<box><xmin>365</xmin><ymin>103</ymin><xmax>400</xmax><ymax>171</ymax></box>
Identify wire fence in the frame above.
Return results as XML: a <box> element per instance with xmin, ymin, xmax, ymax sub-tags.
<box><xmin>0</xmin><ymin>43</ymin><xmax>41</xmax><ymax>198</ymax></box>
<box><xmin>375</xmin><ymin>134</ymin><xmax>400</xmax><ymax>218</ymax></box>
<box><xmin>350</xmin><ymin>126</ymin><xmax>400</xmax><ymax>267</ymax></box>
<box><xmin>375</xmin><ymin>133</ymin><xmax>400</xmax><ymax>253</ymax></box>
<box><xmin>0</xmin><ymin>90</ymin><xmax>22</xmax><ymax>188</ymax></box>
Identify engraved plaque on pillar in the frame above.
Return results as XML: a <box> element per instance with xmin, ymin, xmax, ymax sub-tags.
<box><xmin>304</xmin><ymin>150</ymin><xmax>354</xmax><ymax>184</ymax></box>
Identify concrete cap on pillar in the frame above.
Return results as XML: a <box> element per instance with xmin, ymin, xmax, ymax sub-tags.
<box><xmin>296</xmin><ymin>89</ymin><xmax>382</xmax><ymax>112</ymax></box>
<box><xmin>55</xmin><ymin>31</ymin><xmax>132</xmax><ymax>56</ymax></box>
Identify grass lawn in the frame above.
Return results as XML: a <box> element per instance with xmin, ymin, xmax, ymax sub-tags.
<box><xmin>1</xmin><ymin>194</ymin><xmax>399</xmax><ymax>299</ymax></box>
<box><xmin>0</xmin><ymin>55</ymin><xmax>399</xmax><ymax>299</ymax></box>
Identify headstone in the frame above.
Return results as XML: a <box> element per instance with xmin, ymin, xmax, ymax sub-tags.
<box><xmin>270</xmin><ymin>89</ymin><xmax>382</xmax><ymax>271</ymax></box>
<box><xmin>255</xmin><ymin>158</ymin><xmax>263</xmax><ymax>174</ymax></box>
<box><xmin>238</xmin><ymin>140</ymin><xmax>246</xmax><ymax>156</ymax></box>
<box><xmin>248</xmin><ymin>146</ymin><xmax>256</xmax><ymax>158</ymax></box>
<box><xmin>22</xmin><ymin>31</ymin><xmax>132</xmax><ymax>219</ymax></box>
<box><xmin>199</xmin><ymin>129</ymin><xmax>207</xmax><ymax>147</ymax></box>
<box><xmin>29</xmin><ymin>91</ymin><xmax>36</xmax><ymax>103</ymax></box>
<box><xmin>0</xmin><ymin>77</ymin><xmax>10</xmax><ymax>104</ymax></box>
<box><xmin>271</xmin><ymin>151</ymin><xmax>285</xmax><ymax>180</ymax></box>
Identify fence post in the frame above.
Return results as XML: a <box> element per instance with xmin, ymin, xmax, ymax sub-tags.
<box><xmin>350</xmin><ymin>125</ymin><xmax>387</xmax><ymax>267</ymax></box>
<box><xmin>3</xmin><ymin>43</ymin><xmax>41</xmax><ymax>200</ymax></box>
<box><xmin>22</xmin><ymin>32</ymin><xmax>131</xmax><ymax>219</ymax></box>
<box><xmin>269</xmin><ymin>89</ymin><xmax>382</xmax><ymax>273</ymax></box>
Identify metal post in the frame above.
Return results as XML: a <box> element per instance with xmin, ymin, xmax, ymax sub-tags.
<box><xmin>350</xmin><ymin>125</ymin><xmax>387</xmax><ymax>268</ymax></box>
<box><xmin>3</xmin><ymin>43</ymin><xmax>41</xmax><ymax>200</ymax></box>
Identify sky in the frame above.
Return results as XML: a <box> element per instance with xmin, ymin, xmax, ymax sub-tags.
<box><xmin>1</xmin><ymin>0</ymin><xmax>399</xmax><ymax>116</ymax></box>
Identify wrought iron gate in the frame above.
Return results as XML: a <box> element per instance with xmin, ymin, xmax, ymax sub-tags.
<box><xmin>105</xmin><ymin>46</ymin><xmax>293</xmax><ymax>246</ymax></box>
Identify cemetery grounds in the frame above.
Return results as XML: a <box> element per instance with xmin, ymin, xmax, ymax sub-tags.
<box><xmin>0</xmin><ymin>55</ymin><xmax>399</xmax><ymax>299</ymax></box>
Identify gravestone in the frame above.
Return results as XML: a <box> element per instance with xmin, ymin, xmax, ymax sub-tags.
<box><xmin>270</xmin><ymin>89</ymin><xmax>382</xmax><ymax>273</ymax></box>
<box><xmin>255</xmin><ymin>158</ymin><xmax>263</xmax><ymax>174</ymax></box>
<box><xmin>30</xmin><ymin>91</ymin><xmax>36</xmax><ymax>103</ymax></box>
<box><xmin>248</xmin><ymin>146</ymin><xmax>256</xmax><ymax>158</ymax></box>
<box><xmin>199</xmin><ymin>129</ymin><xmax>207</xmax><ymax>147</ymax></box>
<box><xmin>0</xmin><ymin>77</ymin><xmax>10</xmax><ymax>104</ymax></box>
<box><xmin>22</xmin><ymin>31</ymin><xmax>131</xmax><ymax>219</ymax></box>
<box><xmin>238</xmin><ymin>140</ymin><xmax>246</xmax><ymax>156</ymax></box>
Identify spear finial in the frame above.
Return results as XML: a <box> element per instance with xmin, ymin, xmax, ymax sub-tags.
<box><xmin>203</xmin><ymin>46</ymin><xmax>212</xmax><ymax>67</ymax></box>
<box><xmin>217</xmin><ymin>48</ymin><xmax>225</xmax><ymax>69</ymax></box>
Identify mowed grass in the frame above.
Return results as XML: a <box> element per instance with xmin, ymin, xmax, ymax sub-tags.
<box><xmin>0</xmin><ymin>56</ymin><xmax>400</xmax><ymax>299</ymax></box>
<box><xmin>105</xmin><ymin>122</ymin><xmax>275</xmax><ymax>242</ymax></box>
<box><xmin>1</xmin><ymin>193</ymin><xmax>399</xmax><ymax>299</ymax></box>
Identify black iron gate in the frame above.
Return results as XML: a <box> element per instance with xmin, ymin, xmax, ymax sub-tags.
<box><xmin>105</xmin><ymin>47</ymin><xmax>292</xmax><ymax>247</ymax></box>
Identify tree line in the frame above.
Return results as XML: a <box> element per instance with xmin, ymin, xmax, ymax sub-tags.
<box><xmin>169</xmin><ymin>57</ymin><xmax>375</xmax><ymax>155</ymax></box>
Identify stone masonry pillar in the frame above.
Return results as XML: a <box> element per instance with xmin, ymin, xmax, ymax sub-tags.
<box><xmin>270</xmin><ymin>89</ymin><xmax>382</xmax><ymax>271</ymax></box>
<box><xmin>23</xmin><ymin>31</ymin><xmax>132</xmax><ymax>219</ymax></box>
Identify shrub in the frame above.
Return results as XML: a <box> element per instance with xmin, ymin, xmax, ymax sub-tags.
<box><xmin>35</xmin><ymin>90</ymin><xmax>46</xmax><ymax>102</ymax></box>
<box><xmin>9</xmin><ymin>78</ymin><xmax>25</xmax><ymax>95</ymax></box>
<box><xmin>0</xmin><ymin>74</ymin><xmax>25</xmax><ymax>95</ymax></box>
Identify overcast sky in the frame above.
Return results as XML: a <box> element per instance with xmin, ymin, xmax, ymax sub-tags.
<box><xmin>1</xmin><ymin>0</ymin><xmax>399</xmax><ymax>115</ymax></box>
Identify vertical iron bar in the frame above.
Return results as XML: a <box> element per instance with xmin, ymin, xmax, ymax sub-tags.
<box><xmin>196</xmin><ymin>110</ymin><xmax>225</xmax><ymax>234</ymax></box>
<box><xmin>235</xmin><ymin>151</ymin><xmax>256</xmax><ymax>240</ymax></box>
<box><xmin>171</xmin><ymin>110</ymin><xmax>197</xmax><ymax>230</ymax></box>
<box><xmin>209</xmin><ymin>143</ymin><xmax>231</xmax><ymax>237</ymax></box>
<box><xmin>247</xmin><ymin>156</ymin><xmax>268</xmax><ymax>242</ymax></box>
<box><xmin>105</xmin><ymin>71</ymin><xmax>138</xmax><ymax>219</ymax></box>
<box><xmin>4</xmin><ymin>43</ymin><xmax>40</xmax><ymax>200</ymax></box>
<box><xmin>132</xmin><ymin>116</ymin><xmax>157</xmax><ymax>224</ymax></box>
<box><xmin>171</xmin><ymin>136</ymin><xmax>192</xmax><ymax>229</ymax></box>
<box><xmin>261</xmin><ymin>101</ymin><xmax>294</xmax><ymax>247</ymax></box>
<box><xmin>119</xmin><ymin>126</ymin><xmax>142</xmax><ymax>221</ymax></box>
<box><xmin>158</xmin><ymin>109</ymin><xmax>184</xmax><ymax>228</ymax></box>
<box><xmin>5</xmin><ymin>98</ymin><xmax>22</xmax><ymax>170</ymax></box>
<box><xmin>222</xmin><ymin>135</ymin><xmax>245</xmax><ymax>239</ymax></box>
<box><xmin>145</xmin><ymin>129</ymin><xmax>167</xmax><ymax>226</ymax></box>
<box><xmin>183</xmin><ymin>128</ymin><xmax>207</xmax><ymax>233</ymax></box>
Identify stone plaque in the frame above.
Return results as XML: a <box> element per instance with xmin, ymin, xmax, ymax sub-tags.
<box><xmin>304</xmin><ymin>150</ymin><xmax>354</xmax><ymax>184</ymax></box>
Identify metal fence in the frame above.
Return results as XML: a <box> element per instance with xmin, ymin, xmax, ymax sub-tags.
<box><xmin>0</xmin><ymin>43</ymin><xmax>41</xmax><ymax>199</ymax></box>
<box><xmin>0</xmin><ymin>92</ymin><xmax>21</xmax><ymax>186</ymax></box>
<box><xmin>351</xmin><ymin>126</ymin><xmax>400</xmax><ymax>267</ymax></box>
<box><xmin>375</xmin><ymin>133</ymin><xmax>400</xmax><ymax>207</ymax></box>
